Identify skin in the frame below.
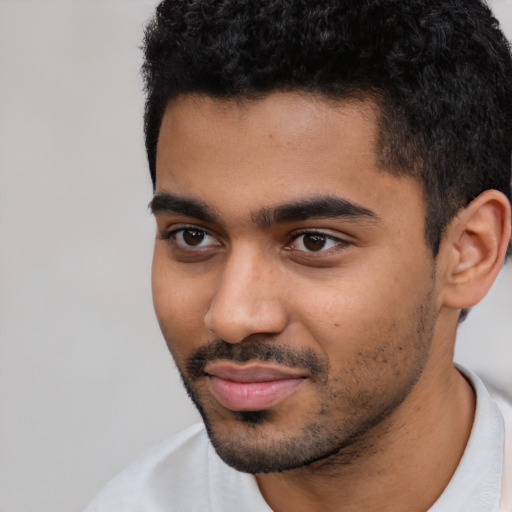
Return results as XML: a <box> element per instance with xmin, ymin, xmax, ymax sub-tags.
<box><xmin>151</xmin><ymin>92</ymin><xmax>487</xmax><ymax>511</ymax></box>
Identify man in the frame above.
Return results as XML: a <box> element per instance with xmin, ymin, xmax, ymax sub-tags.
<box><xmin>86</xmin><ymin>0</ymin><xmax>512</xmax><ymax>510</ymax></box>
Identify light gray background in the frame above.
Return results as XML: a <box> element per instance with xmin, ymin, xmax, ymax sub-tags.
<box><xmin>0</xmin><ymin>1</ymin><xmax>510</xmax><ymax>511</ymax></box>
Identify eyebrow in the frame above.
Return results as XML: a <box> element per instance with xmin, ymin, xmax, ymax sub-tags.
<box><xmin>254</xmin><ymin>196</ymin><xmax>378</xmax><ymax>228</ymax></box>
<box><xmin>149</xmin><ymin>192</ymin><xmax>219</xmax><ymax>223</ymax></box>
<box><xmin>149</xmin><ymin>192</ymin><xmax>378</xmax><ymax>227</ymax></box>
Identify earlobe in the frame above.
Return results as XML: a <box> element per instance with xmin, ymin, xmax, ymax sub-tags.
<box><xmin>440</xmin><ymin>190</ymin><xmax>511</xmax><ymax>310</ymax></box>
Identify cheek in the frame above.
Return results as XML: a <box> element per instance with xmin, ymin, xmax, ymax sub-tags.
<box><xmin>301</xmin><ymin>282</ymin><xmax>435</xmax><ymax>419</ymax></box>
<box><xmin>151</xmin><ymin>251</ymin><xmax>213</xmax><ymax>357</ymax></box>
<box><xmin>296</xmin><ymin>262</ymin><xmax>431</xmax><ymax>357</ymax></box>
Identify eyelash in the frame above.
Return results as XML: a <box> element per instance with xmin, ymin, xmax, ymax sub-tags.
<box><xmin>286</xmin><ymin>230</ymin><xmax>350</xmax><ymax>254</ymax></box>
<box><xmin>159</xmin><ymin>225</ymin><xmax>350</xmax><ymax>256</ymax></box>
<box><xmin>159</xmin><ymin>225</ymin><xmax>221</xmax><ymax>249</ymax></box>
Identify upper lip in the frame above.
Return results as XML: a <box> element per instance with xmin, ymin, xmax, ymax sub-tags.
<box><xmin>204</xmin><ymin>361</ymin><xmax>308</xmax><ymax>383</ymax></box>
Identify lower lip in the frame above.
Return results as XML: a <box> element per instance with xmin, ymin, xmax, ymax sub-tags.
<box><xmin>208</xmin><ymin>376</ymin><xmax>305</xmax><ymax>411</ymax></box>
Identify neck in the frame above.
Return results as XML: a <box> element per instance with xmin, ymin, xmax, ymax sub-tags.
<box><xmin>255</xmin><ymin>322</ymin><xmax>475</xmax><ymax>512</ymax></box>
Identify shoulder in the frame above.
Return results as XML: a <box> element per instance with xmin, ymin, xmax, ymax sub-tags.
<box><xmin>83</xmin><ymin>423</ymin><xmax>210</xmax><ymax>512</ymax></box>
<box><xmin>492</xmin><ymin>391</ymin><xmax>512</xmax><ymax>424</ymax></box>
<box><xmin>490</xmin><ymin>391</ymin><xmax>512</xmax><ymax>510</ymax></box>
<box><xmin>485</xmin><ymin>384</ymin><xmax>512</xmax><ymax>445</ymax></box>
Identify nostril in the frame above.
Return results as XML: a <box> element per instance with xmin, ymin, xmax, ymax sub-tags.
<box><xmin>204</xmin><ymin>297</ymin><xmax>288</xmax><ymax>345</ymax></box>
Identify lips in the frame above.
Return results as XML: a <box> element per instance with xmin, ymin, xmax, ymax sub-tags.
<box><xmin>205</xmin><ymin>361</ymin><xmax>307</xmax><ymax>411</ymax></box>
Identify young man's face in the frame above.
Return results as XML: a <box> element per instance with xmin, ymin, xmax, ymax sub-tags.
<box><xmin>151</xmin><ymin>93</ymin><xmax>440</xmax><ymax>473</ymax></box>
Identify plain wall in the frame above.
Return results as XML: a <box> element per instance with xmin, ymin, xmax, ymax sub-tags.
<box><xmin>0</xmin><ymin>1</ymin><xmax>510</xmax><ymax>511</ymax></box>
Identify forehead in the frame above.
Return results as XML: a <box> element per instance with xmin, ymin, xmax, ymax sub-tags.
<box><xmin>155</xmin><ymin>92</ymin><xmax>425</xmax><ymax>228</ymax></box>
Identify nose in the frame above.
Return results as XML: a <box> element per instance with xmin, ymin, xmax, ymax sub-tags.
<box><xmin>204</xmin><ymin>247</ymin><xmax>288</xmax><ymax>343</ymax></box>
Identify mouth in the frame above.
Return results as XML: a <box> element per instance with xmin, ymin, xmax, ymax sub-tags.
<box><xmin>204</xmin><ymin>361</ymin><xmax>307</xmax><ymax>411</ymax></box>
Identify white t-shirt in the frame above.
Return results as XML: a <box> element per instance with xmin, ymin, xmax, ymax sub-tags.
<box><xmin>84</xmin><ymin>368</ymin><xmax>512</xmax><ymax>512</ymax></box>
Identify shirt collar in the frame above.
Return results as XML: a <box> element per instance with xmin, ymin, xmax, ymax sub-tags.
<box><xmin>428</xmin><ymin>365</ymin><xmax>504</xmax><ymax>511</ymax></box>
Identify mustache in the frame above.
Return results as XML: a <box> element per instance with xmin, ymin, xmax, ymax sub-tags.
<box><xmin>185</xmin><ymin>336</ymin><xmax>328</xmax><ymax>380</ymax></box>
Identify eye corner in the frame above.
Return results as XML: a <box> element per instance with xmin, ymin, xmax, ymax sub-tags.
<box><xmin>286</xmin><ymin>230</ymin><xmax>351</xmax><ymax>255</ymax></box>
<box><xmin>162</xmin><ymin>224</ymin><xmax>224</xmax><ymax>253</ymax></box>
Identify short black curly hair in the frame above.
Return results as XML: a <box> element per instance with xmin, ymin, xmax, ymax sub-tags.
<box><xmin>142</xmin><ymin>0</ymin><xmax>512</xmax><ymax>257</ymax></box>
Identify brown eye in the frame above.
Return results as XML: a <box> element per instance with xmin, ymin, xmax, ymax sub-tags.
<box><xmin>302</xmin><ymin>233</ymin><xmax>327</xmax><ymax>252</ymax></box>
<box><xmin>289</xmin><ymin>231</ymin><xmax>347</xmax><ymax>253</ymax></box>
<box><xmin>182</xmin><ymin>229</ymin><xmax>206</xmax><ymax>246</ymax></box>
<box><xmin>171</xmin><ymin>227</ymin><xmax>220</xmax><ymax>249</ymax></box>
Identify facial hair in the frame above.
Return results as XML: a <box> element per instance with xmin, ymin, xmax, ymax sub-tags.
<box><xmin>168</xmin><ymin>296</ymin><xmax>437</xmax><ymax>474</ymax></box>
<box><xmin>183</xmin><ymin>337</ymin><xmax>328</xmax><ymax>427</ymax></box>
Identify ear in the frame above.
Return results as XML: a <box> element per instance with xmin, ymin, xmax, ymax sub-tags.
<box><xmin>440</xmin><ymin>190</ymin><xmax>511</xmax><ymax>310</ymax></box>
